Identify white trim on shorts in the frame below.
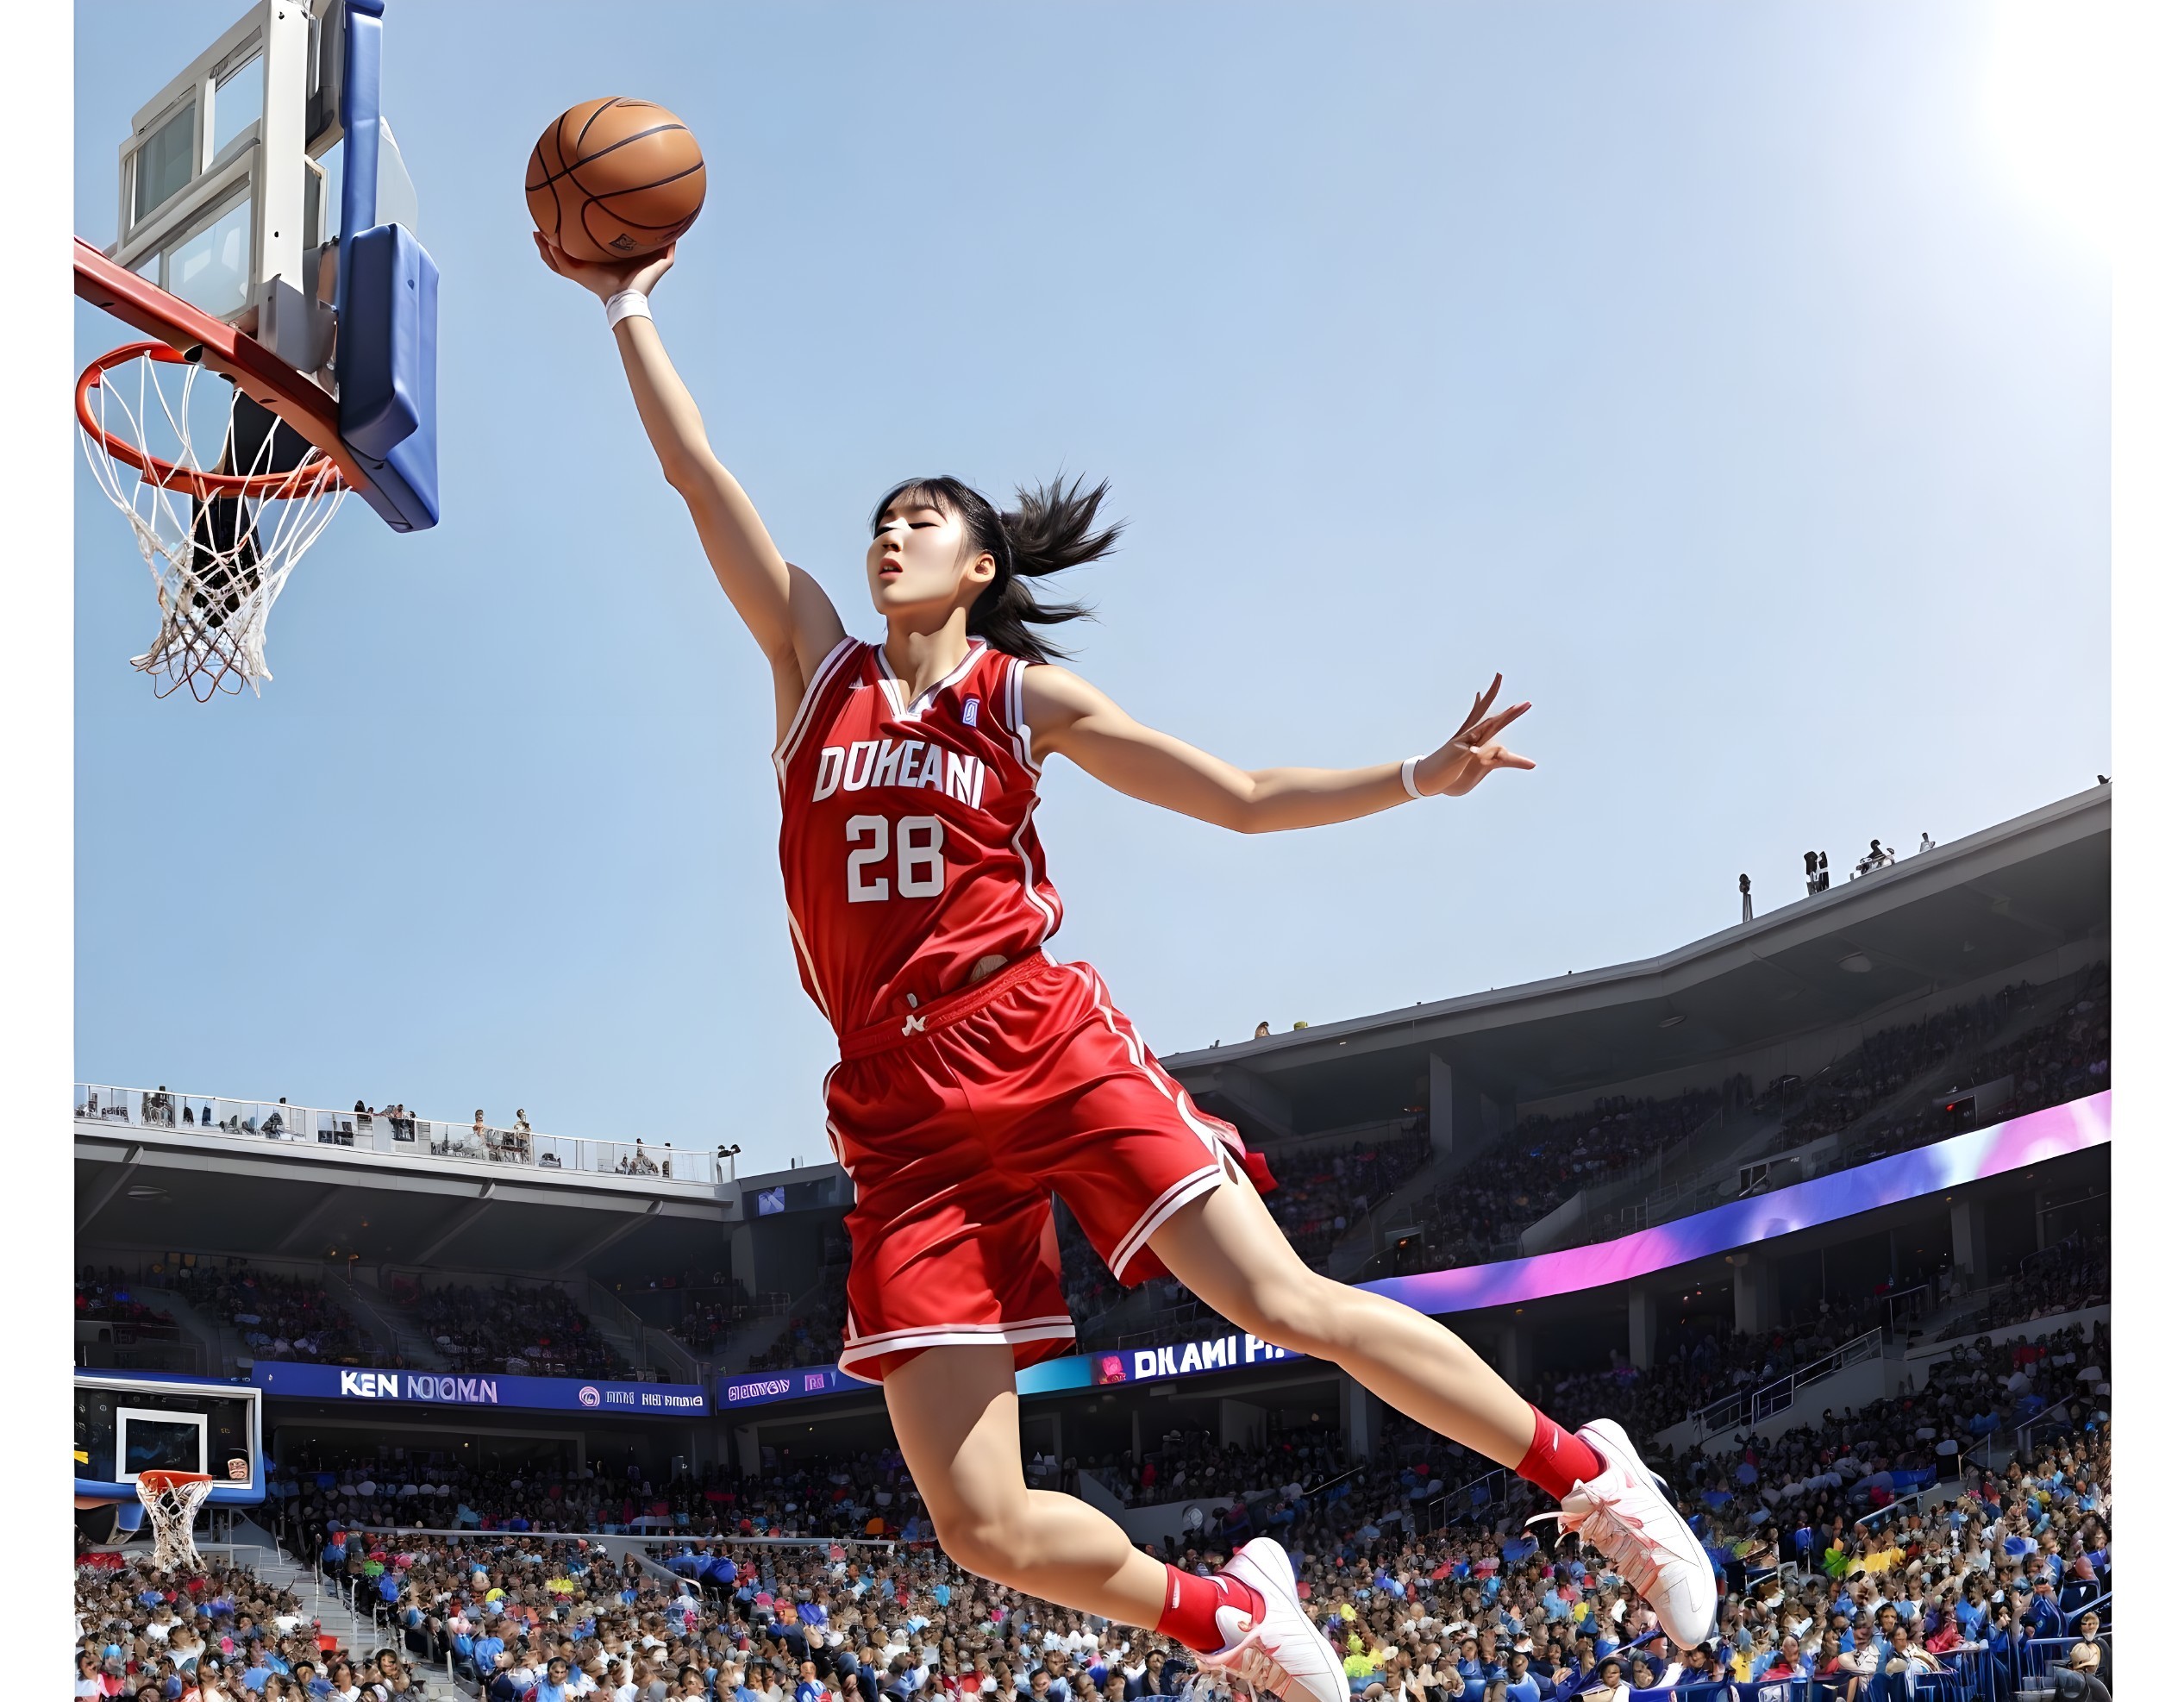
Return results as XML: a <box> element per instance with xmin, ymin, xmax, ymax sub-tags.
<box><xmin>1105</xmin><ymin>1163</ymin><xmax>1228</xmax><ymax>1281</ymax></box>
<box><xmin>835</xmin><ymin>1316</ymin><xmax>1079</xmax><ymax>1384</ymax></box>
<box><xmin>1056</xmin><ymin>961</ymin><xmax>1242</xmax><ymax>1278</ymax></box>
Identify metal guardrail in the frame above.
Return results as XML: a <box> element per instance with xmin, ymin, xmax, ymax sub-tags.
<box><xmin>350</xmin><ymin>1522</ymin><xmax>898</xmax><ymax>1550</ymax></box>
<box><xmin>1423</xmin><ymin>1464</ymin><xmax>1510</xmax><ymax>1532</ymax></box>
<box><xmin>1689</xmin><ymin>1327</ymin><xmax>1885</xmax><ymax>1442</ymax></box>
<box><xmin>76</xmin><ymin>1082</ymin><xmax>732</xmax><ymax>1190</ymax></box>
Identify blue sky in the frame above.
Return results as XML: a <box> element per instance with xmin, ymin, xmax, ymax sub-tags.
<box><xmin>74</xmin><ymin>3</ymin><xmax>2110</xmax><ymax>1170</ymax></box>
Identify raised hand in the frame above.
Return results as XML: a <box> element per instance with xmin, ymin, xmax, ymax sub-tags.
<box><xmin>1412</xmin><ymin>673</ymin><xmax>1536</xmax><ymax>798</ymax></box>
<box><xmin>532</xmin><ymin>231</ymin><xmax>677</xmax><ymax>303</ymax></box>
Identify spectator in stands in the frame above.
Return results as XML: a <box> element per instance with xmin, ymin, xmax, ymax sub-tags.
<box><xmin>169</xmin><ymin>1259</ymin><xmax>385</xmax><ymax>1368</ymax></box>
<box><xmin>412</xmin><ymin>1281</ymin><xmax>632</xmax><ymax>1379</ymax></box>
<box><xmin>2068</xmin><ymin>1613</ymin><xmax>2109</xmax><ymax>1688</ymax></box>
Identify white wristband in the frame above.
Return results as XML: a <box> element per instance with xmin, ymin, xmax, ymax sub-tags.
<box><xmin>1400</xmin><ymin>755</ymin><xmax>1427</xmax><ymax>800</ymax></box>
<box><xmin>605</xmin><ymin>290</ymin><xmax>654</xmax><ymax>330</ymax></box>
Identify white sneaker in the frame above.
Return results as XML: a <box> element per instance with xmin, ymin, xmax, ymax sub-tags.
<box><xmin>1192</xmin><ymin>1537</ymin><xmax>1349</xmax><ymax>1702</ymax></box>
<box><xmin>1543</xmin><ymin>1418</ymin><xmax>1718</xmax><ymax>1649</ymax></box>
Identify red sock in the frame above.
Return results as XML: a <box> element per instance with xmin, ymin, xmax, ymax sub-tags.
<box><xmin>1515</xmin><ymin>1407</ymin><xmax>1604</xmax><ymax>1500</ymax></box>
<box><xmin>1155</xmin><ymin>1564</ymin><xmax>1265</xmax><ymax>1654</ymax></box>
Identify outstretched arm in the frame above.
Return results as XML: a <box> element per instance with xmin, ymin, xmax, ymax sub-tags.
<box><xmin>535</xmin><ymin>235</ymin><xmax>846</xmax><ymax>731</ymax></box>
<box><xmin>1022</xmin><ymin>667</ymin><xmax>1534</xmax><ymax>834</ymax></box>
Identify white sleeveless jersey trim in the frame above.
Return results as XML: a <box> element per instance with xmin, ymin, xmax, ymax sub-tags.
<box><xmin>1010</xmin><ymin>805</ymin><xmax>1058</xmax><ymax>936</ymax></box>
<box><xmin>773</xmin><ymin>635</ymin><xmax>864</xmax><ymax>783</ymax></box>
<box><xmin>1003</xmin><ymin>657</ymin><xmax>1043</xmax><ymax>778</ymax></box>
<box><xmin>874</xmin><ymin>639</ymin><xmax>988</xmax><ymax>723</ymax></box>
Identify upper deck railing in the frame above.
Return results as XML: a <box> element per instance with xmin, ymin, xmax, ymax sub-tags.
<box><xmin>75</xmin><ymin>1083</ymin><xmax>731</xmax><ymax>1190</ymax></box>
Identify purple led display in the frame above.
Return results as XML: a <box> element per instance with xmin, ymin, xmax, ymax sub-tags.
<box><xmin>1359</xmin><ymin>1090</ymin><xmax>2110</xmax><ymax>1315</ymax></box>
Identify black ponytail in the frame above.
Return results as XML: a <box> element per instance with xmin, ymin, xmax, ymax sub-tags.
<box><xmin>870</xmin><ymin>472</ymin><xmax>1120</xmax><ymax>664</ymax></box>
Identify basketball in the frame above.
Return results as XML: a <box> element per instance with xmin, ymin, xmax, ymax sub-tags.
<box><xmin>526</xmin><ymin>97</ymin><xmax>706</xmax><ymax>266</ymax></box>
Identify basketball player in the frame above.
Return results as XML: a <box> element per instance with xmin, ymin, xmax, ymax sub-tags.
<box><xmin>537</xmin><ymin>234</ymin><xmax>1718</xmax><ymax>1693</ymax></box>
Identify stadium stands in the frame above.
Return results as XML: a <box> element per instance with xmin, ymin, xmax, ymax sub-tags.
<box><xmin>1386</xmin><ymin>973</ymin><xmax>2109</xmax><ymax>1280</ymax></box>
<box><xmin>170</xmin><ymin>1260</ymin><xmax>385</xmax><ymax>1369</ymax></box>
<box><xmin>405</xmin><ymin>1282</ymin><xmax>634</xmax><ymax>1380</ymax></box>
<box><xmin>745</xmin><ymin>1258</ymin><xmax>853</xmax><ymax>1373</ymax></box>
<box><xmin>73</xmin><ymin>1544</ymin><xmax>420</xmax><ymax>1702</ymax></box>
<box><xmin>247</xmin><ymin>1307</ymin><xmax>2107</xmax><ymax>1702</ymax></box>
<box><xmin>78</xmin><ymin>1266</ymin><xmax>165</xmax><ymax>1329</ymax></box>
<box><xmin>70</xmin><ymin>792</ymin><xmax>2112</xmax><ymax>1702</ymax></box>
<box><xmin>1391</xmin><ymin>1091</ymin><xmax>1730</xmax><ymax>1274</ymax></box>
<box><xmin>704</xmin><ymin>966</ymin><xmax>2107</xmax><ymax>1373</ymax></box>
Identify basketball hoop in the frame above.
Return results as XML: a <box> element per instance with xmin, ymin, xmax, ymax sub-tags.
<box><xmin>133</xmin><ymin>1470</ymin><xmax>215</xmax><ymax>1573</ymax></box>
<box><xmin>77</xmin><ymin>341</ymin><xmax>347</xmax><ymax>701</ymax></box>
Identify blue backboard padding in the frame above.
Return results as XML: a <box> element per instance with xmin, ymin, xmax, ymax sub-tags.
<box><xmin>331</xmin><ymin>2</ymin><xmax>438</xmax><ymax>533</ymax></box>
<box><xmin>339</xmin><ymin>222</ymin><xmax>441</xmax><ymax>531</ymax></box>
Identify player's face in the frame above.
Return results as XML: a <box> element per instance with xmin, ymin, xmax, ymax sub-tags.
<box><xmin>867</xmin><ymin>499</ymin><xmax>995</xmax><ymax>621</ymax></box>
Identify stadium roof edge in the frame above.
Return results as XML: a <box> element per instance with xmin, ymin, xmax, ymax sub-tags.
<box><xmin>1160</xmin><ymin>783</ymin><xmax>2110</xmax><ymax>1086</ymax></box>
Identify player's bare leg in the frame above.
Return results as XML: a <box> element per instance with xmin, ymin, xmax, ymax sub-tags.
<box><xmin>1148</xmin><ymin>1173</ymin><xmax>1718</xmax><ymax>1648</ymax></box>
<box><xmin>882</xmin><ymin>1342</ymin><xmax>1164</xmax><ymax>1620</ymax></box>
<box><xmin>883</xmin><ymin>1342</ymin><xmax>1351</xmax><ymax>1702</ymax></box>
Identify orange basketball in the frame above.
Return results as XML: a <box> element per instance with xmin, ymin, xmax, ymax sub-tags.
<box><xmin>526</xmin><ymin>97</ymin><xmax>706</xmax><ymax>266</ymax></box>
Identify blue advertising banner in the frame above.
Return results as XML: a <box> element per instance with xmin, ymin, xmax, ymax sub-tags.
<box><xmin>253</xmin><ymin>1362</ymin><xmax>710</xmax><ymax>1416</ymax></box>
<box><xmin>1017</xmin><ymin>1331</ymin><xmax>1311</xmax><ymax>1396</ymax></box>
<box><xmin>717</xmin><ymin>1332</ymin><xmax>1308</xmax><ymax>1411</ymax></box>
<box><xmin>717</xmin><ymin>1366</ymin><xmax>866</xmax><ymax>1407</ymax></box>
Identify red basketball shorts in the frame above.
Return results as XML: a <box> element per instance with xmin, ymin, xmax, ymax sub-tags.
<box><xmin>823</xmin><ymin>954</ymin><xmax>1247</xmax><ymax>1383</ymax></box>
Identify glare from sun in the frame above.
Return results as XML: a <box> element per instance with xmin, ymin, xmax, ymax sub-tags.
<box><xmin>1982</xmin><ymin>1</ymin><xmax>2119</xmax><ymax>253</ymax></box>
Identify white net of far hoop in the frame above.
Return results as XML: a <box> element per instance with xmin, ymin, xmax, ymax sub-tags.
<box><xmin>134</xmin><ymin>1471</ymin><xmax>215</xmax><ymax>1573</ymax></box>
<box><xmin>78</xmin><ymin>341</ymin><xmax>346</xmax><ymax>701</ymax></box>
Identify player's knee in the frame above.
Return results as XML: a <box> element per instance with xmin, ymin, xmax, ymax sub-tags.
<box><xmin>928</xmin><ymin>1504</ymin><xmax>1030</xmax><ymax>1586</ymax></box>
<box><xmin>1231</xmin><ymin>1267</ymin><xmax>1345</xmax><ymax>1353</ymax></box>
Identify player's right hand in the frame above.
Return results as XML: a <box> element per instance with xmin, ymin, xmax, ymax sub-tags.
<box><xmin>532</xmin><ymin>232</ymin><xmax>676</xmax><ymax>304</ymax></box>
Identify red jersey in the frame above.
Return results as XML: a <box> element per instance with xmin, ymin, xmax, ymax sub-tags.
<box><xmin>774</xmin><ymin>636</ymin><xmax>1063</xmax><ymax>1034</ymax></box>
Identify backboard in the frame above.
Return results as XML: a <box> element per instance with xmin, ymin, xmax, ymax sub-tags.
<box><xmin>74</xmin><ymin>1372</ymin><xmax>265</xmax><ymax>1534</ymax></box>
<box><xmin>77</xmin><ymin>0</ymin><xmax>438</xmax><ymax>535</ymax></box>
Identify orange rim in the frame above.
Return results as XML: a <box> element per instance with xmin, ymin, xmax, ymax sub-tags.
<box><xmin>78</xmin><ymin>341</ymin><xmax>346</xmax><ymax>500</ymax></box>
<box><xmin>134</xmin><ymin>1470</ymin><xmax>214</xmax><ymax>1491</ymax></box>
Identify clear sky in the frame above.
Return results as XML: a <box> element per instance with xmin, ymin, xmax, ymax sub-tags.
<box><xmin>74</xmin><ymin>3</ymin><xmax>2110</xmax><ymax>1171</ymax></box>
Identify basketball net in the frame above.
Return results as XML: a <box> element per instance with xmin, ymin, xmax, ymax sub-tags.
<box><xmin>134</xmin><ymin>1470</ymin><xmax>215</xmax><ymax>1573</ymax></box>
<box><xmin>78</xmin><ymin>346</ymin><xmax>346</xmax><ymax>701</ymax></box>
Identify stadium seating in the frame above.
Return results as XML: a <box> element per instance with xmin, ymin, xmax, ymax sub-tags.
<box><xmin>1391</xmin><ymin>974</ymin><xmax>2109</xmax><ymax>1279</ymax></box>
<box><xmin>168</xmin><ymin>1260</ymin><xmax>387</xmax><ymax>1369</ymax></box>
<box><xmin>242</xmin><ymin>1311</ymin><xmax>2107</xmax><ymax>1702</ymax></box>
<box><xmin>406</xmin><ymin>1282</ymin><xmax>634</xmax><ymax>1380</ymax></box>
<box><xmin>73</xmin><ymin>1544</ymin><xmax>416</xmax><ymax>1702</ymax></box>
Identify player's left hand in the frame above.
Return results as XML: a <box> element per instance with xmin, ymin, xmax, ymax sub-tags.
<box><xmin>1414</xmin><ymin>673</ymin><xmax>1535</xmax><ymax>797</ymax></box>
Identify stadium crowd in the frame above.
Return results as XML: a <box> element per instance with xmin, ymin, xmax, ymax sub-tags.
<box><xmin>1264</xmin><ymin>1129</ymin><xmax>1437</xmax><ymax>1275</ymax></box>
<box><xmin>168</xmin><ymin>1261</ymin><xmax>384</xmax><ymax>1368</ymax></box>
<box><xmin>745</xmin><ymin>1258</ymin><xmax>854</xmax><ymax>1373</ymax></box>
<box><xmin>72</xmin><ymin>1544</ymin><xmax>414</xmax><ymax>1702</ymax></box>
<box><xmin>1824</xmin><ymin>992</ymin><xmax>2110</xmax><ymax>1174</ymax></box>
<box><xmin>80</xmin><ymin>1279</ymin><xmax>2110</xmax><ymax>1702</ymax></box>
<box><xmin>673</xmin><ymin>1291</ymin><xmax>768</xmax><ymax>1358</ymax></box>
<box><xmin>272</xmin><ymin>1310</ymin><xmax>2107</xmax><ymax>1702</ymax></box>
<box><xmin>1760</xmin><ymin>991</ymin><xmax>2031</xmax><ymax>1156</ymax></box>
<box><xmin>407</xmin><ymin>1284</ymin><xmax>633</xmax><ymax>1380</ymax></box>
<box><xmin>79</xmin><ymin>1267</ymin><xmax>171</xmax><ymax>1329</ymax></box>
<box><xmin>1376</xmin><ymin>973</ymin><xmax>2109</xmax><ymax>1281</ymax></box>
<box><xmin>1392</xmin><ymin>1091</ymin><xmax>1732</xmax><ymax>1274</ymax></box>
<box><xmin>717</xmin><ymin>978</ymin><xmax>2107</xmax><ymax>1370</ymax></box>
